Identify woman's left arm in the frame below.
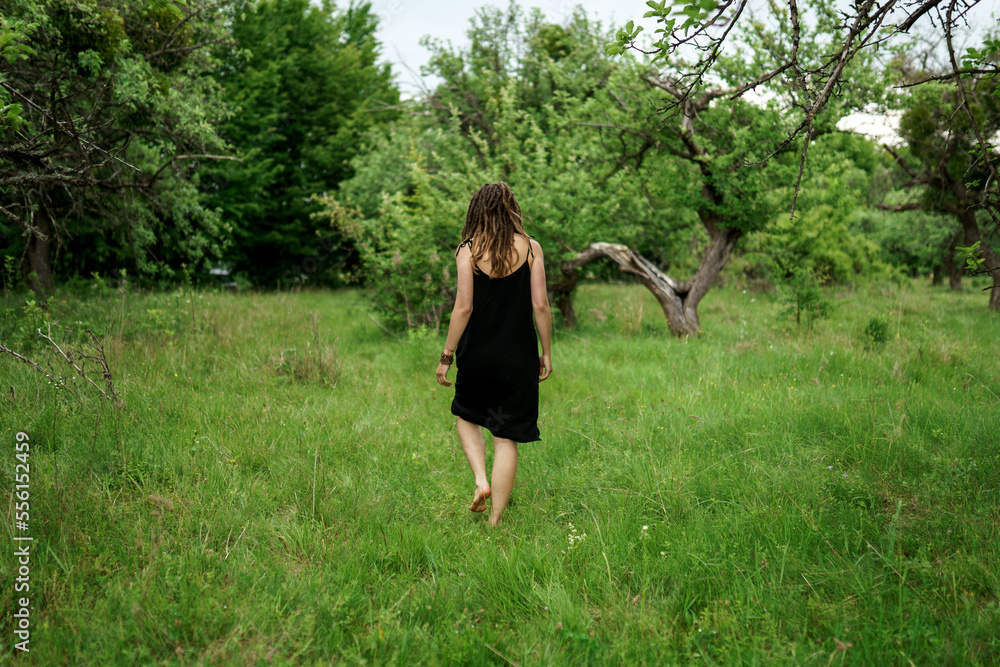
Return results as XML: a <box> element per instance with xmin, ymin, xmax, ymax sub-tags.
<box><xmin>436</xmin><ymin>245</ymin><xmax>475</xmax><ymax>387</ymax></box>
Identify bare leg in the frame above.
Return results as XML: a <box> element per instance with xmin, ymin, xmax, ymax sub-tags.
<box><xmin>456</xmin><ymin>416</ymin><xmax>491</xmax><ymax>512</ymax></box>
<box><xmin>489</xmin><ymin>437</ymin><xmax>518</xmax><ymax>527</ymax></box>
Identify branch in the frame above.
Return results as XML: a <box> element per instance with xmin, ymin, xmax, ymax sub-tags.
<box><xmin>896</xmin><ymin>0</ymin><xmax>944</xmax><ymax>32</ymax></box>
<box><xmin>172</xmin><ymin>154</ymin><xmax>243</xmax><ymax>161</ymax></box>
<box><xmin>0</xmin><ymin>343</ymin><xmax>66</xmax><ymax>390</ymax></box>
<box><xmin>0</xmin><ymin>203</ymin><xmax>49</xmax><ymax>241</ymax></box>
<box><xmin>562</xmin><ymin>242</ymin><xmax>683</xmax><ymax>293</ymax></box>
<box><xmin>882</xmin><ymin>143</ymin><xmax>921</xmax><ymax>179</ymax></box>
<box><xmin>0</xmin><ymin>81</ymin><xmax>141</xmax><ymax>173</ymax></box>
<box><xmin>37</xmin><ymin>325</ymin><xmax>123</xmax><ymax>407</ymax></box>
<box><xmin>895</xmin><ymin>67</ymin><xmax>1000</xmax><ymax>88</ymax></box>
<box><xmin>0</xmin><ymin>173</ymin><xmax>95</xmax><ymax>187</ymax></box>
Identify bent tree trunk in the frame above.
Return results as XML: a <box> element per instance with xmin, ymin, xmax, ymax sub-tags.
<box><xmin>549</xmin><ymin>225</ymin><xmax>742</xmax><ymax>336</ymax></box>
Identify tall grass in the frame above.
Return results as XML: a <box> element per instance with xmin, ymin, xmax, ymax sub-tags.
<box><xmin>1</xmin><ymin>278</ymin><xmax>998</xmax><ymax>664</ymax></box>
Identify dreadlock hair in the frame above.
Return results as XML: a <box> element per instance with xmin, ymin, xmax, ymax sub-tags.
<box><xmin>458</xmin><ymin>182</ymin><xmax>531</xmax><ymax>279</ymax></box>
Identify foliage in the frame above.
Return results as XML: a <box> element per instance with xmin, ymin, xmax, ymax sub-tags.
<box><xmin>330</xmin><ymin>2</ymin><xmax>831</xmax><ymax>334</ymax></box>
<box><xmin>605</xmin><ymin>0</ymin><xmax>958</xmax><ymax>197</ymax></box>
<box><xmin>0</xmin><ymin>14</ymin><xmax>37</xmax><ymax>132</ymax></box>
<box><xmin>777</xmin><ymin>264</ymin><xmax>834</xmax><ymax>329</ymax></box>
<box><xmin>887</xmin><ymin>74</ymin><xmax>1000</xmax><ymax>307</ymax></box>
<box><xmin>742</xmin><ymin>133</ymin><xmax>892</xmax><ymax>288</ymax></box>
<box><xmin>849</xmin><ymin>208</ymin><xmax>957</xmax><ymax>278</ymax></box>
<box><xmin>316</xmin><ymin>136</ymin><xmax>466</xmax><ymax>330</ymax></box>
<box><xmin>897</xmin><ymin>81</ymin><xmax>1000</xmax><ymax>202</ymax></box>
<box><xmin>0</xmin><ymin>0</ymin><xmax>236</xmax><ymax>294</ymax></box>
<box><xmin>957</xmin><ymin>240</ymin><xmax>986</xmax><ymax>273</ymax></box>
<box><xmin>200</xmin><ymin>0</ymin><xmax>399</xmax><ymax>287</ymax></box>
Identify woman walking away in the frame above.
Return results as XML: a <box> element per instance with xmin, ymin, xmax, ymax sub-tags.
<box><xmin>435</xmin><ymin>182</ymin><xmax>553</xmax><ymax>528</ymax></box>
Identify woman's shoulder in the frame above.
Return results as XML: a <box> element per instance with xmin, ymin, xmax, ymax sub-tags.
<box><xmin>525</xmin><ymin>236</ymin><xmax>542</xmax><ymax>255</ymax></box>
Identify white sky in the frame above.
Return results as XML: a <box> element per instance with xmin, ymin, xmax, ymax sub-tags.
<box><xmin>370</xmin><ymin>1</ymin><xmax>999</xmax><ymax>142</ymax></box>
<box><xmin>372</xmin><ymin>0</ymin><xmax>633</xmax><ymax>93</ymax></box>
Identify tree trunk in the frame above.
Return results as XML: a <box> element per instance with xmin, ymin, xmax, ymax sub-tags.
<box><xmin>682</xmin><ymin>221</ymin><xmax>742</xmax><ymax>332</ymax></box>
<box><xmin>26</xmin><ymin>211</ymin><xmax>55</xmax><ymax>298</ymax></box>
<box><xmin>956</xmin><ymin>208</ymin><xmax>1000</xmax><ymax>310</ymax></box>
<box><xmin>549</xmin><ymin>264</ymin><xmax>581</xmax><ymax>328</ymax></box>
<box><xmin>548</xmin><ymin>225</ymin><xmax>742</xmax><ymax>336</ymax></box>
<box><xmin>944</xmin><ymin>231</ymin><xmax>962</xmax><ymax>291</ymax></box>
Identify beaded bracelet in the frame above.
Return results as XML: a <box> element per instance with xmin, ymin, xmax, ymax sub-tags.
<box><xmin>440</xmin><ymin>351</ymin><xmax>454</xmax><ymax>365</ymax></box>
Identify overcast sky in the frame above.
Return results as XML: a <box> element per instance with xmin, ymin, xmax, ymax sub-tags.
<box><xmin>372</xmin><ymin>0</ymin><xmax>634</xmax><ymax>93</ymax></box>
<box><xmin>370</xmin><ymin>1</ymin><xmax>998</xmax><ymax>142</ymax></box>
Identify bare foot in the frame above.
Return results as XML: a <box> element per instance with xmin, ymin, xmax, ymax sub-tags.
<box><xmin>469</xmin><ymin>485</ymin><xmax>491</xmax><ymax>513</ymax></box>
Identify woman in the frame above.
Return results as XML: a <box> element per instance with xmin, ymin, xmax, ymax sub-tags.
<box><xmin>435</xmin><ymin>182</ymin><xmax>553</xmax><ymax>528</ymax></box>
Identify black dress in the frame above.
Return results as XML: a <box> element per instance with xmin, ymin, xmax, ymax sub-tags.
<box><xmin>451</xmin><ymin>240</ymin><xmax>541</xmax><ymax>443</ymax></box>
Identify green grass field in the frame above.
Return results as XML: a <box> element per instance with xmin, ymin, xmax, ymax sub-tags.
<box><xmin>2</xmin><ymin>278</ymin><xmax>999</xmax><ymax>665</ymax></box>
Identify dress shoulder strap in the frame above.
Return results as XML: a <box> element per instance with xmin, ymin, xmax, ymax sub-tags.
<box><xmin>455</xmin><ymin>238</ymin><xmax>473</xmax><ymax>256</ymax></box>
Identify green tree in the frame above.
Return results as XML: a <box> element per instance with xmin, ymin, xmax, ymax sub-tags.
<box><xmin>744</xmin><ymin>133</ymin><xmax>891</xmax><ymax>288</ymax></box>
<box><xmin>882</xmin><ymin>79</ymin><xmax>1000</xmax><ymax>309</ymax></box>
<box><xmin>331</xmin><ymin>1</ymin><xmax>885</xmax><ymax>336</ymax></box>
<box><xmin>201</xmin><ymin>0</ymin><xmax>398</xmax><ymax>286</ymax></box>
<box><xmin>609</xmin><ymin>0</ymin><xmax>999</xmax><ymax>223</ymax></box>
<box><xmin>0</xmin><ymin>0</ymin><xmax>234</xmax><ymax>297</ymax></box>
<box><xmin>551</xmin><ymin>0</ymin><xmax>889</xmax><ymax>334</ymax></box>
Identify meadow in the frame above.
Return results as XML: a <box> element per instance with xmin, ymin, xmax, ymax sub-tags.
<box><xmin>1</xmin><ymin>277</ymin><xmax>998</xmax><ymax>665</ymax></box>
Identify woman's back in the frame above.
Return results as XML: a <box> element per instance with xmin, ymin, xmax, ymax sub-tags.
<box><xmin>469</xmin><ymin>234</ymin><xmax>532</xmax><ymax>278</ymax></box>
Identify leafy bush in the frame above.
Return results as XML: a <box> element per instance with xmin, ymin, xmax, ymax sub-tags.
<box><xmin>740</xmin><ymin>135</ymin><xmax>893</xmax><ymax>291</ymax></box>
<box><xmin>315</xmin><ymin>144</ymin><xmax>466</xmax><ymax>331</ymax></box>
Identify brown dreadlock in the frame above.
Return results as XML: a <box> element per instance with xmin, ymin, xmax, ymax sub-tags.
<box><xmin>458</xmin><ymin>182</ymin><xmax>531</xmax><ymax>279</ymax></box>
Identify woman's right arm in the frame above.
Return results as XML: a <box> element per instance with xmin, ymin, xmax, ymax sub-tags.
<box><xmin>529</xmin><ymin>239</ymin><xmax>552</xmax><ymax>382</ymax></box>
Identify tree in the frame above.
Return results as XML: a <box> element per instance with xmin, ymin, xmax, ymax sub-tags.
<box><xmin>200</xmin><ymin>0</ymin><xmax>398</xmax><ymax>286</ymax></box>
<box><xmin>609</xmin><ymin>0</ymin><xmax>999</xmax><ymax>224</ymax></box>
<box><xmin>550</xmin><ymin>0</ymin><xmax>887</xmax><ymax>335</ymax></box>
<box><xmin>744</xmin><ymin>132</ymin><xmax>891</xmax><ymax>291</ymax></box>
<box><xmin>880</xmin><ymin>78</ymin><xmax>1000</xmax><ymax>308</ymax></box>
<box><xmin>0</xmin><ymin>0</ymin><xmax>234</xmax><ymax>297</ymax></box>
<box><xmin>850</xmin><ymin>208</ymin><xmax>963</xmax><ymax>288</ymax></box>
<box><xmin>551</xmin><ymin>63</ymin><xmax>790</xmax><ymax>335</ymax></box>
